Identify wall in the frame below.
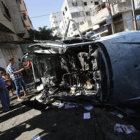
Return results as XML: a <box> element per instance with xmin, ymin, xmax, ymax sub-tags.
<box><xmin>122</xmin><ymin>11</ymin><xmax>134</xmax><ymax>31</ymax></box>
<box><xmin>61</xmin><ymin>0</ymin><xmax>96</xmax><ymax>37</ymax></box>
<box><xmin>91</xmin><ymin>8</ymin><xmax>109</xmax><ymax>25</ymax></box>
<box><xmin>0</xmin><ymin>0</ymin><xmax>15</xmax><ymax>33</ymax></box>
<box><xmin>0</xmin><ymin>0</ymin><xmax>28</xmax><ymax>69</ymax></box>
<box><xmin>0</xmin><ymin>49</ymin><xmax>7</xmax><ymax>68</ymax></box>
<box><xmin>0</xmin><ymin>45</ymin><xmax>23</xmax><ymax>69</ymax></box>
<box><xmin>20</xmin><ymin>0</ymin><xmax>33</xmax><ymax>30</ymax></box>
<box><xmin>5</xmin><ymin>0</ymin><xmax>28</xmax><ymax>37</ymax></box>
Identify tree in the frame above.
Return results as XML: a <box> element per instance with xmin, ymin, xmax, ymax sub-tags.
<box><xmin>28</xmin><ymin>26</ymin><xmax>60</xmax><ymax>41</ymax></box>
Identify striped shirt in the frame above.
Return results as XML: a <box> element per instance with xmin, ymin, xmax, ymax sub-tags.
<box><xmin>7</xmin><ymin>63</ymin><xmax>21</xmax><ymax>81</ymax></box>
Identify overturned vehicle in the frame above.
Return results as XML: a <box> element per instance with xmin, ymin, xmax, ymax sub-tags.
<box><xmin>25</xmin><ymin>31</ymin><xmax>140</xmax><ymax>106</ymax></box>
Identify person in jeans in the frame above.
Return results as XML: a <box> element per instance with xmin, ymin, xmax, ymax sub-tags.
<box><xmin>0</xmin><ymin>75</ymin><xmax>10</xmax><ymax>112</ymax></box>
<box><xmin>1</xmin><ymin>71</ymin><xmax>14</xmax><ymax>96</ymax></box>
<box><xmin>7</xmin><ymin>58</ymin><xmax>29</xmax><ymax>101</ymax></box>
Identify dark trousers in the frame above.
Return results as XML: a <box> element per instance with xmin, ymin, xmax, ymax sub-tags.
<box><xmin>0</xmin><ymin>89</ymin><xmax>10</xmax><ymax>111</ymax></box>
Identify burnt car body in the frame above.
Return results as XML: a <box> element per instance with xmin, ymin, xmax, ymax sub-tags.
<box><xmin>25</xmin><ymin>31</ymin><xmax>140</xmax><ymax>106</ymax></box>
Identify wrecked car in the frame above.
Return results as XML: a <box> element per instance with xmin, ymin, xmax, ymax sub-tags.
<box><xmin>24</xmin><ymin>31</ymin><xmax>140</xmax><ymax>106</ymax></box>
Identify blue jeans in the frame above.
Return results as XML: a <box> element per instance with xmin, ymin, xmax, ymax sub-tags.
<box><xmin>13</xmin><ymin>78</ymin><xmax>26</xmax><ymax>96</ymax></box>
<box><xmin>0</xmin><ymin>89</ymin><xmax>10</xmax><ymax>111</ymax></box>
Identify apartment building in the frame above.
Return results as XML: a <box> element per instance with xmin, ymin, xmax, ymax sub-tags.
<box><xmin>91</xmin><ymin>0</ymin><xmax>140</xmax><ymax>37</ymax></box>
<box><xmin>0</xmin><ymin>0</ymin><xmax>32</xmax><ymax>69</ymax></box>
<box><xmin>50</xmin><ymin>12</ymin><xmax>63</xmax><ymax>37</ymax></box>
<box><xmin>61</xmin><ymin>0</ymin><xmax>98</xmax><ymax>37</ymax></box>
<box><xmin>19</xmin><ymin>0</ymin><xmax>33</xmax><ymax>30</ymax></box>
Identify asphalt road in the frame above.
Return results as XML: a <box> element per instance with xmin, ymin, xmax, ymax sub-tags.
<box><xmin>0</xmin><ymin>90</ymin><xmax>140</xmax><ymax>140</ymax></box>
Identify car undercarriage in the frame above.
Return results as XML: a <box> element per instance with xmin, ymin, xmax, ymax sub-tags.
<box><xmin>24</xmin><ymin>37</ymin><xmax>112</xmax><ymax>104</ymax></box>
<box><xmin>24</xmin><ymin>31</ymin><xmax>140</xmax><ymax>108</ymax></box>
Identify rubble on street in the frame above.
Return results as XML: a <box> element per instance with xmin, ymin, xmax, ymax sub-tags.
<box><xmin>0</xmin><ymin>89</ymin><xmax>140</xmax><ymax>140</ymax></box>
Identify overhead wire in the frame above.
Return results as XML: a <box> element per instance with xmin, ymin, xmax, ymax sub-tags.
<box><xmin>0</xmin><ymin>11</ymin><xmax>61</xmax><ymax>22</ymax></box>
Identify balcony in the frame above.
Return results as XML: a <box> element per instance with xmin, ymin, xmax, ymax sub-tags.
<box><xmin>91</xmin><ymin>8</ymin><xmax>109</xmax><ymax>25</ymax></box>
<box><xmin>79</xmin><ymin>21</ymin><xmax>93</xmax><ymax>33</ymax></box>
<box><xmin>91</xmin><ymin>1</ymin><xmax>131</xmax><ymax>25</ymax></box>
<box><xmin>111</xmin><ymin>2</ymin><xmax>131</xmax><ymax>15</ymax></box>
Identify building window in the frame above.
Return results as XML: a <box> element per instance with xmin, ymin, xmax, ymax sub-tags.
<box><xmin>72</xmin><ymin>24</ymin><xmax>77</xmax><ymax>31</ymax></box>
<box><xmin>65</xmin><ymin>7</ymin><xmax>67</xmax><ymax>11</ymax></box>
<box><xmin>18</xmin><ymin>0</ymin><xmax>22</xmax><ymax>4</ymax></box>
<box><xmin>91</xmin><ymin>1</ymin><xmax>93</xmax><ymax>3</ymax></box>
<box><xmin>16</xmin><ymin>0</ymin><xmax>22</xmax><ymax>4</ymax></box>
<box><xmin>72</xmin><ymin>1</ymin><xmax>78</xmax><ymax>6</ymax></box>
<box><xmin>79</xmin><ymin>11</ymin><xmax>84</xmax><ymax>16</ymax></box>
<box><xmin>80</xmin><ymin>22</ymin><xmax>84</xmax><ymax>25</ymax></box>
<box><xmin>86</xmin><ymin>11</ymin><xmax>90</xmax><ymax>16</ymax></box>
<box><xmin>84</xmin><ymin>2</ymin><xmax>87</xmax><ymax>6</ymax></box>
<box><xmin>0</xmin><ymin>34</ymin><xmax>14</xmax><ymax>41</ymax></box>
<box><xmin>88</xmin><ymin>21</ymin><xmax>92</xmax><ymax>26</ymax></box>
<box><xmin>71</xmin><ymin>11</ymin><xmax>84</xmax><ymax>18</ymax></box>
<box><xmin>63</xmin><ymin>12</ymin><xmax>65</xmax><ymax>15</ymax></box>
<box><xmin>21</xmin><ymin>18</ymin><xmax>26</xmax><ymax>27</ymax></box>
<box><xmin>16</xmin><ymin>0</ymin><xmax>21</xmax><ymax>4</ymax></box>
<box><xmin>53</xmin><ymin>21</ymin><xmax>58</xmax><ymax>24</ymax></box>
<box><xmin>23</xmin><ymin>13</ymin><xmax>27</xmax><ymax>20</ymax></box>
<box><xmin>94</xmin><ymin>1</ymin><xmax>99</xmax><ymax>5</ymax></box>
<box><xmin>101</xmin><ymin>3</ymin><xmax>106</xmax><ymax>9</ymax></box>
<box><xmin>1</xmin><ymin>2</ymin><xmax>11</xmax><ymax>20</ymax></box>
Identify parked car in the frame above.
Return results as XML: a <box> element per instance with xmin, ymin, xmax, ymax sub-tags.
<box><xmin>85</xmin><ymin>31</ymin><xmax>96</xmax><ymax>38</ymax></box>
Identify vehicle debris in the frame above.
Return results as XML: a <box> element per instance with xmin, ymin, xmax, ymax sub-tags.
<box><xmin>83</xmin><ymin>112</ymin><xmax>91</xmax><ymax>119</ymax></box>
<box><xmin>114</xmin><ymin>123</ymin><xmax>136</xmax><ymax>134</ymax></box>
<box><xmin>23</xmin><ymin>31</ymin><xmax>140</xmax><ymax>107</ymax></box>
<box><xmin>58</xmin><ymin>103</ymin><xmax>64</xmax><ymax>109</ymax></box>
<box><xmin>64</xmin><ymin>102</ymin><xmax>78</xmax><ymax>109</ymax></box>
<box><xmin>110</xmin><ymin>111</ymin><xmax>124</xmax><ymax>119</ymax></box>
<box><xmin>32</xmin><ymin>134</ymin><xmax>41</xmax><ymax>140</ymax></box>
<box><xmin>84</xmin><ymin>105</ymin><xmax>94</xmax><ymax>111</ymax></box>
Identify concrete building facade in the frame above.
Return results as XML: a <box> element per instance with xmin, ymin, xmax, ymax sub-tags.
<box><xmin>91</xmin><ymin>0</ymin><xmax>140</xmax><ymax>37</ymax></box>
<box><xmin>60</xmin><ymin>0</ymin><xmax>98</xmax><ymax>37</ymax></box>
<box><xmin>50</xmin><ymin>12</ymin><xmax>63</xmax><ymax>37</ymax></box>
<box><xmin>19</xmin><ymin>0</ymin><xmax>33</xmax><ymax>30</ymax></box>
<box><xmin>57</xmin><ymin>0</ymin><xmax>140</xmax><ymax>38</ymax></box>
<box><xmin>0</xmin><ymin>0</ymin><xmax>32</xmax><ymax>69</ymax></box>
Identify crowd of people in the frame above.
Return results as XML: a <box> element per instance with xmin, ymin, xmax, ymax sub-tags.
<box><xmin>0</xmin><ymin>58</ymin><xmax>31</xmax><ymax>112</ymax></box>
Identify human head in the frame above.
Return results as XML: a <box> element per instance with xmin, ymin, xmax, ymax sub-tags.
<box><xmin>1</xmin><ymin>71</ymin><xmax>6</xmax><ymax>76</ymax></box>
<box><xmin>9</xmin><ymin>58</ymin><xmax>15</xmax><ymax>65</ymax></box>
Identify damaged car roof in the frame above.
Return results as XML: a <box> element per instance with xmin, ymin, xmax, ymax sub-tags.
<box><xmin>96</xmin><ymin>31</ymin><xmax>140</xmax><ymax>44</ymax></box>
<box><xmin>28</xmin><ymin>38</ymin><xmax>95</xmax><ymax>54</ymax></box>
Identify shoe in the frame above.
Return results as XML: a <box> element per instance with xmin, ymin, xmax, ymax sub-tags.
<box><xmin>17</xmin><ymin>98</ymin><xmax>23</xmax><ymax>102</ymax></box>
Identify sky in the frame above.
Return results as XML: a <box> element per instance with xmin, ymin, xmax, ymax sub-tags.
<box><xmin>24</xmin><ymin>0</ymin><xmax>64</xmax><ymax>30</ymax></box>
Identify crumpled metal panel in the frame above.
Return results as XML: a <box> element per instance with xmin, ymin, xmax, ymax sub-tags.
<box><xmin>97</xmin><ymin>31</ymin><xmax>140</xmax><ymax>104</ymax></box>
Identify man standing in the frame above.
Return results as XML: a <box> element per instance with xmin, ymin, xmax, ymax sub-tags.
<box><xmin>7</xmin><ymin>58</ymin><xmax>28</xmax><ymax>101</ymax></box>
<box><xmin>0</xmin><ymin>75</ymin><xmax>10</xmax><ymax>112</ymax></box>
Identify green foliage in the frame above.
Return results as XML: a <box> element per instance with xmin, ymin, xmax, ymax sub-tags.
<box><xmin>28</xmin><ymin>26</ymin><xmax>60</xmax><ymax>41</ymax></box>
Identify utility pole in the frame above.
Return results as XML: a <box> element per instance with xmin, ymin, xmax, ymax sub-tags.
<box><xmin>131</xmin><ymin>0</ymin><xmax>138</xmax><ymax>30</ymax></box>
<box><xmin>106</xmin><ymin>0</ymin><xmax>115</xmax><ymax>34</ymax></box>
